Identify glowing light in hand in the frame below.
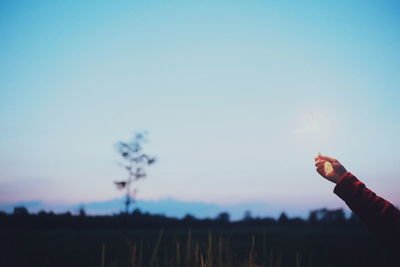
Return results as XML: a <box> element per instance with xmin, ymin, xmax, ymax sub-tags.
<box><xmin>324</xmin><ymin>161</ymin><xmax>334</xmax><ymax>177</ymax></box>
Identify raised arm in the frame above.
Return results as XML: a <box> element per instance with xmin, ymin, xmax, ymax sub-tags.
<box><xmin>314</xmin><ymin>153</ymin><xmax>400</xmax><ymax>246</ymax></box>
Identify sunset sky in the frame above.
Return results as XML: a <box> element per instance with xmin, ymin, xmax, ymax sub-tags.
<box><xmin>1</xmin><ymin>1</ymin><xmax>399</xmax><ymax>217</ymax></box>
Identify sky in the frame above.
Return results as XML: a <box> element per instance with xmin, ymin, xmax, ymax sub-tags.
<box><xmin>1</xmin><ymin>0</ymin><xmax>399</xmax><ymax>217</ymax></box>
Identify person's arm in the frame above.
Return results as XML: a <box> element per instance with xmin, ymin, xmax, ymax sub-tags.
<box><xmin>314</xmin><ymin>154</ymin><xmax>400</xmax><ymax>245</ymax></box>
<box><xmin>334</xmin><ymin>172</ymin><xmax>400</xmax><ymax>243</ymax></box>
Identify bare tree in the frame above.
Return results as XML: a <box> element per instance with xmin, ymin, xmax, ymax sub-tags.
<box><xmin>114</xmin><ymin>132</ymin><xmax>156</xmax><ymax>214</ymax></box>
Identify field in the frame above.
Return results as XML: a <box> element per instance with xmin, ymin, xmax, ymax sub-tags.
<box><xmin>0</xmin><ymin>227</ymin><xmax>396</xmax><ymax>267</ymax></box>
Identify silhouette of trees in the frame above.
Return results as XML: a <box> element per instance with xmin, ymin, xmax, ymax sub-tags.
<box><xmin>216</xmin><ymin>212</ymin><xmax>230</xmax><ymax>223</ymax></box>
<box><xmin>13</xmin><ymin>206</ymin><xmax>29</xmax><ymax>216</ymax></box>
<box><xmin>183</xmin><ymin>214</ymin><xmax>196</xmax><ymax>222</ymax></box>
<box><xmin>78</xmin><ymin>205</ymin><xmax>86</xmax><ymax>217</ymax></box>
<box><xmin>243</xmin><ymin>210</ymin><xmax>253</xmax><ymax>221</ymax></box>
<box><xmin>0</xmin><ymin>206</ymin><xmax>364</xmax><ymax>229</ymax></box>
<box><xmin>308</xmin><ymin>210</ymin><xmax>318</xmax><ymax>224</ymax></box>
<box><xmin>114</xmin><ymin>132</ymin><xmax>156</xmax><ymax>214</ymax></box>
<box><xmin>278</xmin><ymin>212</ymin><xmax>288</xmax><ymax>224</ymax></box>
<box><xmin>307</xmin><ymin>208</ymin><xmax>346</xmax><ymax>224</ymax></box>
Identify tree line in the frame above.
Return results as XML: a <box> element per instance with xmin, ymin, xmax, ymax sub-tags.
<box><xmin>0</xmin><ymin>206</ymin><xmax>363</xmax><ymax>229</ymax></box>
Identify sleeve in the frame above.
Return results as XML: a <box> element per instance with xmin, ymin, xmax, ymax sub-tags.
<box><xmin>334</xmin><ymin>172</ymin><xmax>400</xmax><ymax>248</ymax></box>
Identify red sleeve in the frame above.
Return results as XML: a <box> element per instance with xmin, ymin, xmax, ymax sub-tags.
<box><xmin>334</xmin><ymin>172</ymin><xmax>400</xmax><ymax>247</ymax></box>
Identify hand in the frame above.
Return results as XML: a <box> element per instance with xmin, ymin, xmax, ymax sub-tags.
<box><xmin>314</xmin><ymin>153</ymin><xmax>347</xmax><ymax>184</ymax></box>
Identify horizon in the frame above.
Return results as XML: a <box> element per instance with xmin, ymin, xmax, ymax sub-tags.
<box><xmin>1</xmin><ymin>1</ymin><xmax>400</xmax><ymax>218</ymax></box>
<box><xmin>0</xmin><ymin>195</ymin><xmax>353</xmax><ymax>221</ymax></box>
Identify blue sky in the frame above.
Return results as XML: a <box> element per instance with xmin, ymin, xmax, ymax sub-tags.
<box><xmin>1</xmin><ymin>0</ymin><xmax>399</xmax><ymax>216</ymax></box>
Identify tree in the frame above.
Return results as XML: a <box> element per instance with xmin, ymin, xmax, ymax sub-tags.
<box><xmin>308</xmin><ymin>210</ymin><xmax>318</xmax><ymax>224</ymax></box>
<box><xmin>308</xmin><ymin>208</ymin><xmax>346</xmax><ymax>224</ymax></box>
<box><xmin>114</xmin><ymin>132</ymin><xmax>156</xmax><ymax>215</ymax></box>
<box><xmin>243</xmin><ymin>210</ymin><xmax>253</xmax><ymax>221</ymax></box>
<box><xmin>79</xmin><ymin>205</ymin><xmax>86</xmax><ymax>217</ymax></box>
<box><xmin>13</xmin><ymin>206</ymin><xmax>29</xmax><ymax>216</ymax></box>
<box><xmin>278</xmin><ymin>212</ymin><xmax>288</xmax><ymax>224</ymax></box>
<box><xmin>216</xmin><ymin>212</ymin><xmax>230</xmax><ymax>223</ymax></box>
<box><xmin>183</xmin><ymin>214</ymin><xmax>196</xmax><ymax>224</ymax></box>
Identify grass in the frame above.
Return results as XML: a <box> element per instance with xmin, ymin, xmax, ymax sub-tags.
<box><xmin>0</xmin><ymin>227</ymin><xmax>396</xmax><ymax>267</ymax></box>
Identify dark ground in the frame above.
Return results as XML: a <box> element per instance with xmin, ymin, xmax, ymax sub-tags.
<box><xmin>0</xmin><ymin>227</ymin><xmax>397</xmax><ymax>267</ymax></box>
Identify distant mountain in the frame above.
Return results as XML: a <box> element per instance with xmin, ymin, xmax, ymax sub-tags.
<box><xmin>76</xmin><ymin>197</ymin><xmax>224</xmax><ymax>218</ymax></box>
<box><xmin>0</xmin><ymin>197</ymin><xmax>311</xmax><ymax>220</ymax></box>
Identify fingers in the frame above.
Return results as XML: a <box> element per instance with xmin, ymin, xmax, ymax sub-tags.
<box><xmin>316</xmin><ymin>164</ymin><xmax>326</xmax><ymax>177</ymax></box>
<box><xmin>314</xmin><ymin>160</ymin><xmax>325</xmax><ymax>167</ymax></box>
<box><xmin>315</xmin><ymin>153</ymin><xmax>337</xmax><ymax>163</ymax></box>
<box><xmin>314</xmin><ymin>152</ymin><xmax>323</xmax><ymax>161</ymax></box>
<box><xmin>315</xmin><ymin>159</ymin><xmax>327</xmax><ymax>177</ymax></box>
